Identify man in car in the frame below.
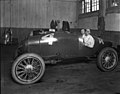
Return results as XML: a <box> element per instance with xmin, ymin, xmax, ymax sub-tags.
<box><xmin>78</xmin><ymin>29</ymin><xmax>85</xmax><ymax>43</ymax></box>
<box><xmin>81</xmin><ymin>29</ymin><xmax>85</xmax><ymax>38</ymax></box>
<box><xmin>82</xmin><ymin>29</ymin><xmax>95</xmax><ymax>48</ymax></box>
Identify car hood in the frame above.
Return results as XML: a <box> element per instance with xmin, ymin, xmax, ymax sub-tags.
<box><xmin>27</xmin><ymin>33</ymin><xmax>54</xmax><ymax>45</ymax></box>
<box><xmin>27</xmin><ymin>35</ymin><xmax>41</xmax><ymax>45</ymax></box>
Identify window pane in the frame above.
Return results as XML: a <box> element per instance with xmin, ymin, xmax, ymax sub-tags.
<box><xmin>92</xmin><ymin>0</ymin><xmax>99</xmax><ymax>11</ymax></box>
<box><xmin>85</xmin><ymin>0</ymin><xmax>91</xmax><ymax>13</ymax></box>
<box><xmin>82</xmin><ymin>1</ymin><xmax>84</xmax><ymax>13</ymax></box>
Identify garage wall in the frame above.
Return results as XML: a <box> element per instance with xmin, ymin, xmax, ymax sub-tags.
<box><xmin>0</xmin><ymin>0</ymin><xmax>77</xmax><ymax>42</ymax></box>
<box><xmin>0</xmin><ymin>0</ymin><xmax>77</xmax><ymax>28</ymax></box>
<box><xmin>78</xmin><ymin>16</ymin><xmax>98</xmax><ymax>30</ymax></box>
<box><xmin>78</xmin><ymin>13</ymin><xmax>120</xmax><ymax>31</ymax></box>
<box><xmin>77</xmin><ymin>13</ymin><xmax>120</xmax><ymax>45</ymax></box>
<box><xmin>105</xmin><ymin>13</ymin><xmax>120</xmax><ymax>31</ymax></box>
<box><xmin>1</xmin><ymin>0</ymin><xmax>120</xmax><ymax>45</ymax></box>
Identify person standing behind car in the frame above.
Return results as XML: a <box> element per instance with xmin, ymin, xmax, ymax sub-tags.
<box><xmin>83</xmin><ymin>29</ymin><xmax>95</xmax><ymax>48</ymax></box>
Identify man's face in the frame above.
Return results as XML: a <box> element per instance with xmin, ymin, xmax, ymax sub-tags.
<box><xmin>81</xmin><ymin>29</ymin><xmax>85</xmax><ymax>35</ymax></box>
<box><xmin>85</xmin><ymin>31</ymin><xmax>89</xmax><ymax>36</ymax></box>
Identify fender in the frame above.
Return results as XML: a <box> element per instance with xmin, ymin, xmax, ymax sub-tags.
<box><xmin>117</xmin><ymin>45</ymin><xmax>120</xmax><ymax>57</ymax></box>
<box><xmin>110</xmin><ymin>41</ymin><xmax>120</xmax><ymax>57</ymax></box>
<box><xmin>112</xmin><ymin>41</ymin><xmax>118</xmax><ymax>48</ymax></box>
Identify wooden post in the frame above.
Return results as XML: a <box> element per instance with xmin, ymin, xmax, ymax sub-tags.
<box><xmin>98</xmin><ymin>0</ymin><xmax>107</xmax><ymax>37</ymax></box>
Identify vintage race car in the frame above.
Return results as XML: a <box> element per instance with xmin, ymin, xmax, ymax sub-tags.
<box><xmin>12</xmin><ymin>29</ymin><xmax>119</xmax><ymax>84</ymax></box>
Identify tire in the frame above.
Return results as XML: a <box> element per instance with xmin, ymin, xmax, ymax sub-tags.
<box><xmin>12</xmin><ymin>53</ymin><xmax>45</xmax><ymax>84</ymax></box>
<box><xmin>97</xmin><ymin>47</ymin><xmax>118</xmax><ymax>72</ymax></box>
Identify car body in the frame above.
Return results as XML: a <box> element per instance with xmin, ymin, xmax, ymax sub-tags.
<box><xmin>16</xmin><ymin>29</ymin><xmax>111</xmax><ymax>59</ymax></box>
<box><xmin>12</xmin><ymin>29</ymin><xmax>119</xmax><ymax>85</ymax></box>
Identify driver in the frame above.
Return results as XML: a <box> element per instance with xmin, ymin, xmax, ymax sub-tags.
<box><xmin>82</xmin><ymin>29</ymin><xmax>95</xmax><ymax>48</ymax></box>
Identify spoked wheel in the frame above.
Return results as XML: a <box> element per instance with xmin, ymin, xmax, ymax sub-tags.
<box><xmin>97</xmin><ymin>47</ymin><xmax>118</xmax><ymax>71</ymax></box>
<box><xmin>12</xmin><ymin>53</ymin><xmax>45</xmax><ymax>84</ymax></box>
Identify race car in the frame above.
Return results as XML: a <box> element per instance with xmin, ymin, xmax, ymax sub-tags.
<box><xmin>12</xmin><ymin>29</ymin><xmax>119</xmax><ymax>84</ymax></box>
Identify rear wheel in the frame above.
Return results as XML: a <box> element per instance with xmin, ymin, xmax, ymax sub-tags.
<box><xmin>12</xmin><ymin>53</ymin><xmax>45</xmax><ymax>84</ymax></box>
<box><xmin>97</xmin><ymin>47</ymin><xmax>118</xmax><ymax>71</ymax></box>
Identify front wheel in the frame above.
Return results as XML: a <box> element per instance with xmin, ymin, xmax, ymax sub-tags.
<box><xmin>97</xmin><ymin>47</ymin><xmax>118</xmax><ymax>71</ymax></box>
<box><xmin>12</xmin><ymin>53</ymin><xmax>45</xmax><ymax>84</ymax></box>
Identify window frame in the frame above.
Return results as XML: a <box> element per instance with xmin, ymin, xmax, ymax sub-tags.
<box><xmin>78</xmin><ymin>0</ymin><xmax>120</xmax><ymax>19</ymax></box>
<box><xmin>80</xmin><ymin>0</ymin><xmax>100</xmax><ymax>14</ymax></box>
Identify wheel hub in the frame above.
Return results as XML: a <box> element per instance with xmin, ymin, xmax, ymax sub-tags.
<box><xmin>25</xmin><ymin>65</ymin><xmax>33</xmax><ymax>73</ymax></box>
<box><xmin>105</xmin><ymin>56</ymin><xmax>110</xmax><ymax>62</ymax></box>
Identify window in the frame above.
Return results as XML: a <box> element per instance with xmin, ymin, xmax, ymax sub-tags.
<box><xmin>82</xmin><ymin>1</ymin><xmax>85</xmax><ymax>13</ymax></box>
<box><xmin>85</xmin><ymin>0</ymin><xmax>91</xmax><ymax>13</ymax></box>
<box><xmin>80</xmin><ymin>0</ymin><xmax>99</xmax><ymax>14</ymax></box>
<box><xmin>92</xmin><ymin>0</ymin><xmax>99</xmax><ymax>11</ymax></box>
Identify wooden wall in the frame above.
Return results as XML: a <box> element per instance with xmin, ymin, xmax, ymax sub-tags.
<box><xmin>1</xmin><ymin>0</ymin><xmax>120</xmax><ymax>45</ymax></box>
<box><xmin>0</xmin><ymin>0</ymin><xmax>77</xmax><ymax>28</ymax></box>
<box><xmin>78</xmin><ymin>13</ymin><xmax>120</xmax><ymax>31</ymax></box>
